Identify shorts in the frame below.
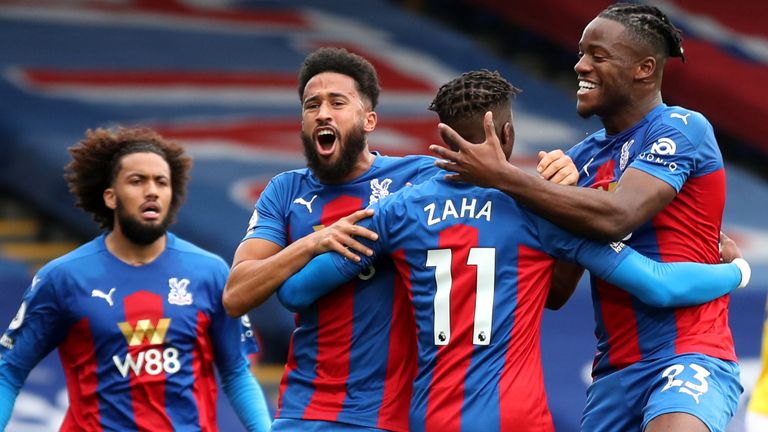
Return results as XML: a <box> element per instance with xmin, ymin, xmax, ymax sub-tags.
<box><xmin>581</xmin><ymin>353</ymin><xmax>742</xmax><ymax>432</ymax></box>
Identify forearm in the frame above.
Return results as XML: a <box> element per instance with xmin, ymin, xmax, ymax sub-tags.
<box><xmin>545</xmin><ymin>261</ymin><xmax>585</xmax><ymax>310</ymax></box>
<box><xmin>277</xmin><ymin>253</ymin><xmax>353</xmax><ymax>312</ymax></box>
<box><xmin>604</xmin><ymin>253</ymin><xmax>750</xmax><ymax>307</ymax></box>
<box><xmin>223</xmin><ymin>237</ymin><xmax>322</xmax><ymax>317</ymax></box>
<box><xmin>492</xmin><ymin>164</ymin><xmax>641</xmax><ymax>241</ymax></box>
<box><xmin>0</xmin><ymin>360</ymin><xmax>26</xmax><ymax>429</ymax></box>
<box><xmin>220</xmin><ymin>363</ymin><xmax>271</xmax><ymax>432</ymax></box>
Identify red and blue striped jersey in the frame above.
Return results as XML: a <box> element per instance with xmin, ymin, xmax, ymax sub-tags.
<box><xmin>327</xmin><ymin>179</ymin><xmax>632</xmax><ymax>432</ymax></box>
<box><xmin>245</xmin><ymin>154</ymin><xmax>438</xmax><ymax>431</ymax></box>
<box><xmin>0</xmin><ymin>233</ymin><xmax>258</xmax><ymax>431</ymax></box>
<box><xmin>566</xmin><ymin>103</ymin><xmax>732</xmax><ymax>377</ymax></box>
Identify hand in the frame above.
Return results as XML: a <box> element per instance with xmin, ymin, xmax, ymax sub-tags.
<box><xmin>538</xmin><ymin>150</ymin><xmax>578</xmax><ymax>186</ymax></box>
<box><xmin>309</xmin><ymin>209</ymin><xmax>378</xmax><ymax>262</ymax></box>
<box><xmin>429</xmin><ymin>111</ymin><xmax>510</xmax><ymax>188</ymax></box>
<box><xmin>719</xmin><ymin>231</ymin><xmax>742</xmax><ymax>263</ymax></box>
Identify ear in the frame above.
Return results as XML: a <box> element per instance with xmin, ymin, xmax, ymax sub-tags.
<box><xmin>502</xmin><ymin>121</ymin><xmax>514</xmax><ymax>147</ymax></box>
<box><xmin>104</xmin><ymin>188</ymin><xmax>117</xmax><ymax>210</ymax></box>
<box><xmin>635</xmin><ymin>56</ymin><xmax>657</xmax><ymax>81</ymax></box>
<box><xmin>363</xmin><ymin>110</ymin><xmax>377</xmax><ymax>133</ymax></box>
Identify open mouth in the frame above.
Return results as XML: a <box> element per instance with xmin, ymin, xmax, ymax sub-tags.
<box><xmin>140</xmin><ymin>202</ymin><xmax>161</xmax><ymax>221</ymax></box>
<box><xmin>315</xmin><ymin>127</ymin><xmax>338</xmax><ymax>156</ymax></box>
<box><xmin>577</xmin><ymin>80</ymin><xmax>597</xmax><ymax>95</ymax></box>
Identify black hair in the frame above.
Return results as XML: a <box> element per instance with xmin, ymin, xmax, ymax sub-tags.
<box><xmin>428</xmin><ymin>69</ymin><xmax>521</xmax><ymax>122</ymax></box>
<box><xmin>65</xmin><ymin>127</ymin><xmax>192</xmax><ymax>230</ymax></box>
<box><xmin>599</xmin><ymin>2</ymin><xmax>685</xmax><ymax>62</ymax></box>
<box><xmin>297</xmin><ymin>47</ymin><xmax>380</xmax><ymax>109</ymax></box>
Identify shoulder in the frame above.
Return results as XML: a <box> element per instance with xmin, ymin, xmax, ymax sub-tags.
<box><xmin>36</xmin><ymin>236</ymin><xmax>106</xmax><ymax>278</ymax></box>
<box><xmin>651</xmin><ymin>106</ymin><xmax>711</xmax><ymax>136</ymax></box>
<box><xmin>166</xmin><ymin>233</ymin><xmax>229</xmax><ymax>271</ymax></box>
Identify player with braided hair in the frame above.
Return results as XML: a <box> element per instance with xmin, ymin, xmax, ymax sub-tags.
<box><xmin>432</xmin><ymin>3</ymin><xmax>742</xmax><ymax>432</ymax></box>
<box><xmin>276</xmin><ymin>70</ymin><xmax>751</xmax><ymax>431</ymax></box>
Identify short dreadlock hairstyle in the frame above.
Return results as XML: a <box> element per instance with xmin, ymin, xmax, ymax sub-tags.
<box><xmin>599</xmin><ymin>2</ymin><xmax>685</xmax><ymax>63</ymax></box>
<box><xmin>428</xmin><ymin>70</ymin><xmax>521</xmax><ymax>123</ymax></box>
<box><xmin>297</xmin><ymin>47</ymin><xmax>380</xmax><ymax>109</ymax></box>
<box><xmin>65</xmin><ymin>127</ymin><xmax>192</xmax><ymax>231</ymax></box>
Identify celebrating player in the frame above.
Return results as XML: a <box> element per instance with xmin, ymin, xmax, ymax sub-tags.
<box><xmin>277</xmin><ymin>70</ymin><xmax>751</xmax><ymax>432</ymax></box>
<box><xmin>0</xmin><ymin>128</ymin><xmax>270</xmax><ymax>431</ymax></box>
<box><xmin>431</xmin><ymin>4</ymin><xmax>743</xmax><ymax>432</ymax></box>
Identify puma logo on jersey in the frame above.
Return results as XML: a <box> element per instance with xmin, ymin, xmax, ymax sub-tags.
<box><xmin>92</xmin><ymin>288</ymin><xmax>116</xmax><ymax>306</ymax></box>
<box><xmin>293</xmin><ymin>195</ymin><xmax>318</xmax><ymax>213</ymax></box>
<box><xmin>670</xmin><ymin>113</ymin><xmax>690</xmax><ymax>125</ymax></box>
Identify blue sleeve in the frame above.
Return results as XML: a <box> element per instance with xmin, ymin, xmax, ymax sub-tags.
<box><xmin>243</xmin><ymin>176</ymin><xmax>288</xmax><ymax>246</ymax></box>
<box><xmin>219</xmin><ymin>362</ymin><xmax>271</xmax><ymax>432</ymax></box>
<box><xmin>0</xmin><ymin>360</ymin><xmax>27</xmax><ymax>430</ymax></box>
<box><xmin>277</xmin><ymin>253</ymin><xmax>358</xmax><ymax>311</ymax></box>
<box><xmin>532</xmin><ymin>212</ymin><xmax>743</xmax><ymax>307</ymax></box>
<box><xmin>0</xmin><ymin>271</ymin><xmax>68</xmax><ymax>372</ymax></box>
<box><xmin>276</xmin><ymin>203</ymin><xmax>388</xmax><ymax>312</ymax></box>
<box><xmin>629</xmin><ymin>116</ymin><xmax>707</xmax><ymax>192</ymax></box>
<box><xmin>209</xmin><ymin>260</ymin><xmax>259</xmax><ymax>370</ymax></box>
<box><xmin>595</xmin><ymin>251</ymin><xmax>743</xmax><ymax>307</ymax></box>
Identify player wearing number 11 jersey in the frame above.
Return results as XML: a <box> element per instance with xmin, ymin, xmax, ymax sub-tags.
<box><xmin>278</xmin><ymin>71</ymin><xmax>750</xmax><ymax>432</ymax></box>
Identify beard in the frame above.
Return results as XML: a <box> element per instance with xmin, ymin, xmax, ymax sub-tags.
<box><xmin>302</xmin><ymin>124</ymin><xmax>367</xmax><ymax>183</ymax></box>
<box><xmin>115</xmin><ymin>197</ymin><xmax>171</xmax><ymax>246</ymax></box>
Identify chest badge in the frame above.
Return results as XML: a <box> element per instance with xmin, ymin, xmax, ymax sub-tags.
<box><xmin>369</xmin><ymin>178</ymin><xmax>392</xmax><ymax>205</ymax></box>
<box><xmin>168</xmin><ymin>278</ymin><xmax>193</xmax><ymax>306</ymax></box>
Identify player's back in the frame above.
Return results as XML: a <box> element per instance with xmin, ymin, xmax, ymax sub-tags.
<box><xmin>367</xmin><ymin>179</ymin><xmax>556</xmax><ymax>432</ymax></box>
<box><xmin>249</xmin><ymin>154</ymin><xmax>438</xmax><ymax>430</ymax></box>
<box><xmin>567</xmin><ymin>103</ymin><xmax>732</xmax><ymax>376</ymax></box>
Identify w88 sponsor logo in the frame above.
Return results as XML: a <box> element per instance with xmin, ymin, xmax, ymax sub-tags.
<box><xmin>113</xmin><ymin>347</ymin><xmax>181</xmax><ymax>378</ymax></box>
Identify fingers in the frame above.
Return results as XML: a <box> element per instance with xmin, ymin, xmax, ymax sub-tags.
<box><xmin>437</xmin><ymin>123</ymin><xmax>471</xmax><ymax>152</ymax></box>
<box><xmin>345</xmin><ymin>208</ymin><xmax>375</xmax><ymax>225</ymax></box>
<box><xmin>429</xmin><ymin>144</ymin><xmax>461</xmax><ymax>163</ymax></box>
<box><xmin>538</xmin><ymin>150</ymin><xmax>578</xmax><ymax>185</ymax></box>
<box><xmin>483</xmin><ymin>111</ymin><xmax>497</xmax><ymax>140</ymax></box>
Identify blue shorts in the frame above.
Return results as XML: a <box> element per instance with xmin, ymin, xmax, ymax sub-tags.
<box><xmin>581</xmin><ymin>353</ymin><xmax>742</xmax><ymax>432</ymax></box>
<box><xmin>270</xmin><ymin>418</ymin><xmax>391</xmax><ymax>432</ymax></box>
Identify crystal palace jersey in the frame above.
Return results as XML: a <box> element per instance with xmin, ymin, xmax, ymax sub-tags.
<box><xmin>244</xmin><ymin>154</ymin><xmax>438</xmax><ymax>431</ymax></box>
<box><xmin>0</xmin><ymin>233</ymin><xmax>258</xmax><ymax>431</ymax></box>
<box><xmin>329</xmin><ymin>179</ymin><xmax>633</xmax><ymax>432</ymax></box>
<box><xmin>566</xmin><ymin>103</ymin><xmax>732</xmax><ymax>377</ymax></box>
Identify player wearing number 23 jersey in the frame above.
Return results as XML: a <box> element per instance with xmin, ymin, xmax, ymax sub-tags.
<box><xmin>278</xmin><ymin>177</ymin><xmax>749</xmax><ymax>432</ymax></box>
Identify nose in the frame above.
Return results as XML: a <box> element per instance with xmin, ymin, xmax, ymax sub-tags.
<box><xmin>315</xmin><ymin>101</ymin><xmax>332</xmax><ymax>123</ymax></box>
<box><xmin>574</xmin><ymin>55</ymin><xmax>590</xmax><ymax>75</ymax></box>
<box><xmin>145</xmin><ymin>180</ymin><xmax>160</xmax><ymax>198</ymax></box>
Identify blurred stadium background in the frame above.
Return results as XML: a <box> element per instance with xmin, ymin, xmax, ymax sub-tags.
<box><xmin>0</xmin><ymin>0</ymin><xmax>765</xmax><ymax>430</ymax></box>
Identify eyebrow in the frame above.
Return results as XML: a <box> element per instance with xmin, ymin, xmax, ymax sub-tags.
<box><xmin>303</xmin><ymin>92</ymin><xmax>351</xmax><ymax>103</ymax></box>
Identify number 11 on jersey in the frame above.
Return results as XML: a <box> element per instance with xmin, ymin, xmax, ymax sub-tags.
<box><xmin>426</xmin><ymin>248</ymin><xmax>496</xmax><ymax>346</ymax></box>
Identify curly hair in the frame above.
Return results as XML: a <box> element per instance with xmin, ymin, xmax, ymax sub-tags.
<box><xmin>599</xmin><ymin>3</ymin><xmax>685</xmax><ymax>63</ymax></box>
<box><xmin>64</xmin><ymin>127</ymin><xmax>192</xmax><ymax>230</ymax></box>
<box><xmin>297</xmin><ymin>47</ymin><xmax>380</xmax><ymax>109</ymax></box>
<box><xmin>428</xmin><ymin>69</ymin><xmax>521</xmax><ymax>122</ymax></box>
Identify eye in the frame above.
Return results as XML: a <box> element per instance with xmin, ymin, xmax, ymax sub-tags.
<box><xmin>303</xmin><ymin>101</ymin><xmax>319</xmax><ymax>110</ymax></box>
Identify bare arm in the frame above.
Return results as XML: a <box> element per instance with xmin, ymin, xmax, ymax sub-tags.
<box><xmin>545</xmin><ymin>261</ymin><xmax>585</xmax><ymax>310</ymax></box>
<box><xmin>222</xmin><ymin>209</ymin><xmax>377</xmax><ymax>317</ymax></box>
<box><xmin>719</xmin><ymin>231</ymin><xmax>742</xmax><ymax>262</ymax></box>
<box><xmin>430</xmin><ymin>111</ymin><xmax>676</xmax><ymax>241</ymax></box>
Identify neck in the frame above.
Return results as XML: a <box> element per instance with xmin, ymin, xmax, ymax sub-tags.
<box><xmin>602</xmin><ymin>92</ymin><xmax>662</xmax><ymax>135</ymax></box>
<box><xmin>105</xmin><ymin>228</ymin><xmax>166</xmax><ymax>266</ymax></box>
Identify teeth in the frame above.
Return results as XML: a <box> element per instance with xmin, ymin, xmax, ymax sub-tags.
<box><xmin>579</xmin><ymin>80</ymin><xmax>596</xmax><ymax>90</ymax></box>
<box><xmin>318</xmin><ymin>130</ymin><xmax>334</xmax><ymax>136</ymax></box>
